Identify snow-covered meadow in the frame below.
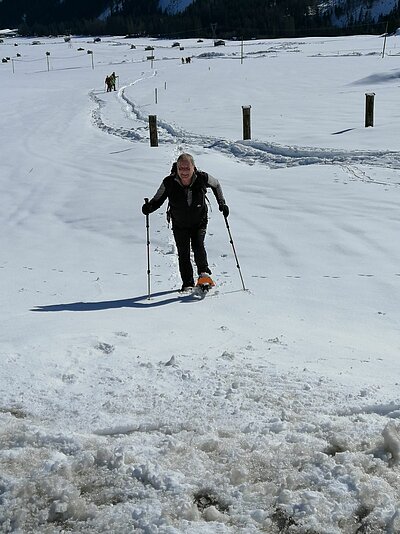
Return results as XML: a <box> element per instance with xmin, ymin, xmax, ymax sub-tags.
<box><xmin>1</xmin><ymin>33</ymin><xmax>400</xmax><ymax>533</ymax></box>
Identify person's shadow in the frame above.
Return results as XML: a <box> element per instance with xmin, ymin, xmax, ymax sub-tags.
<box><xmin>31</xmin><ymin>290</ymin><xmax>196</xmax><ymax>312</ymax></box>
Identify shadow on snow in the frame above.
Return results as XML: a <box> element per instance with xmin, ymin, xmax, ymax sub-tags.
<box><xmin>30</xmin><ymin>290</ymin><xmax>198</xmax><ymax>312</ymax></box>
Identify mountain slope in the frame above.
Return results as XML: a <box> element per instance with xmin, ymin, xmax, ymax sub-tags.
<box><xmin>0</xmin><ymin>0</ymin><xmax>398</xmax><ymax>37</ymax></box>
<box><xmin>158</xmin><ymin>0</ymin><xmax>195</xmax><ymax>14</ymax></box>
<box><xmin>326</xmin><ymin>0</ymin><xmax>399</xmax><ymax>27</ymax></box>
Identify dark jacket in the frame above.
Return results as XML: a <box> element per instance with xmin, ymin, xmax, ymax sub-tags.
<box><xmin>146</xmin><ymin>169</ymin><xmax>226</xmax><ymax>229</ymax></box>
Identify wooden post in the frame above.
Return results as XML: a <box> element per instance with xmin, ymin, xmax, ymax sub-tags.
<box><xmin>87</xmin><ymin>50</ymin><xmax>94</xmax><ymax>70</ymax></box>
<box><xmin>365</xmin><ymin>93</ymin><xmax>375</xmax><ymax>127</ymax></box>
<box><xmin>242</xmin><ymin>105</ymin><xmax>251</xmax><ymax>140</ymax></box>
<box><xmin>155</xmin><ymin>88</ymin><xmax>158</xmax><ymax>104</ymax></box>
<box><xmin>46</xmin><ymin>51</ymin><xmax>50</xmax><ymax>71</ymax></box>
<box><xmin>149</xmin><ymin>115</ymin><xmax>158</xmax><ymax>147</ymax></box>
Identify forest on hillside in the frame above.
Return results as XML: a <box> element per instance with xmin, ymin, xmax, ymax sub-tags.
<box><xmin>0</xmin><ymin>0</ymin><xmax>398</xmax><ymax>38</ymax></box>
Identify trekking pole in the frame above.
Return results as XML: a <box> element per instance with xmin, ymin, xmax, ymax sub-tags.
<box><xmin>223</xmin><ymin>214</ymin><xmax>247</xmax><ymax>291</ymax></box>
<box><xmin>144</xmin><ymin>198</ymin><xmax>151</xmax><ymax>299</ymax></box>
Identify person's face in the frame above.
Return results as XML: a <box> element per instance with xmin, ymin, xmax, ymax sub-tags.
<box><xmin>177</xmin><ymin>159</ymin><xmax>194</xmax><ymax>185</ymax></box>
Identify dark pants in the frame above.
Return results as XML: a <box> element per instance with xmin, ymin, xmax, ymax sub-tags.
<box><xmin>173</xmin><ymin>225</ymin><xmax>211</xmax><ymax>285</ymax></box>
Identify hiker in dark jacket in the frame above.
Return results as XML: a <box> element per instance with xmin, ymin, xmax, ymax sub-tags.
<box><xmin>110</xmin><ymin>71</ymin><xmax>117</xmax><ymax>91</ymax></box>
<box><xmin>105</xmin><ymin>75</ymin><xmax>112</xmax><ymax>92</ymax></box>
<box><xmin>142</xmin><ymin>153</ymin><xmax>229</xmax><ymax>291</ymax></box>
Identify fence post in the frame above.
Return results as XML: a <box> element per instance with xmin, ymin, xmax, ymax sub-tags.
<box><xmin>87</xmin><ymin>50</ymin><xmax>94</xmax><ymax>70</ymax></box>
<box><xmin>382</xmin><ymin>22</ymin><xmax>388</xmax><ymax>58</ymax></box>
<box><xmin>149</xmin><ymin>115</ymin><xmax>158</xmax><ymax>147</ymax></box>
<box><xmin>365</xmin><ymin>93</ymin><xmax>375</xmax><ymax>127</ymax></box>
<box><xmin>242</xmin><ymin>105</ymin><xmax>251</xmax><ymax>140</ymax></box>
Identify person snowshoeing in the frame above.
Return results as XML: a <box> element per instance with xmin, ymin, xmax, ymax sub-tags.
<box><xmin>142</xmin><ymin>153</ymin><xmax>229</xmax><ymax>291</ymax></box>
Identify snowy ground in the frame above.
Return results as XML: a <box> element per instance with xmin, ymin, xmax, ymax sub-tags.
<box><xmin>1</xmin><ymin>34</ymin><xmax>400</xmax><ymax>533</ymax></box>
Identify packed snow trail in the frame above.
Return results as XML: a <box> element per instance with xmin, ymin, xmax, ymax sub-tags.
<box><xmin>92</xmin><ymin>85</ymin><xmax>400</xmax><ymax>171</ymax></box>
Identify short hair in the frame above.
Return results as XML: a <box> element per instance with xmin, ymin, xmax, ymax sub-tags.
<box><xmin>177</xmin><ymin>153</ymin><xmax>195</xmax><ymax>166</ymax></box>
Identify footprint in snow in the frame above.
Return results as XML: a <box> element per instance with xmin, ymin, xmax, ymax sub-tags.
<box><xmin>95</xmin><ymin>342</ymin><xmax>115</xmax><ymax>355</ymax></box>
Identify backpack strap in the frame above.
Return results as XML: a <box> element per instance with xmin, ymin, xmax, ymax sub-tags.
<box><xmin>166</xmin><ymin>201</ymin><xmax>171</xmax><ymax>226</ymax></box>
<box><xmin>196</xmin><ymin>171</ymin><xmax>212</xmax><ymax>212</ymax></box>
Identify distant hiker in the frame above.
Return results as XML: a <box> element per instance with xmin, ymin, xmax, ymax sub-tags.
<box><xmin>105</xmin><ymin>72</ymin><xmax>117</xmax><ymax>92</ymax></box>
<box><xmin>105</xmin><ymin>75</ymin><xmax>112</xmax><ymax>92</ymax></box>
<box><xmin>142</xmin><ymin>153</ymin><xmax>229</xmax><ymax>291</ymax></box>
<box><xmin>181</xmin><ymin>57</ymin><xmax>185</xmax><ymax>64</ymax></box>
<box><xmin>110</xmin><ymin>71</ymin><xmax>117</xmax><ymax>91</ymax></box>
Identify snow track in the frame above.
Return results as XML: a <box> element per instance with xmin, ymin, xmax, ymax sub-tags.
<box><xmin>92</xmin><ymin>84</ymin><xmax>400</xmax><ymax>173</ymax></box>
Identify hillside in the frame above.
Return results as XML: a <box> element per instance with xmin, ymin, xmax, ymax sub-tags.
<box><xmin>1</xmin><ymin>32</ymin><xmax>400</xmax><ymax>533</ymax></box>
<box><xmin>0</xmin><ymin>0</ymin><xmax>398</xmax><ymax>37</ymax></box>
<box><xmin>158</xmin><ymin>0</ymin><xmax>195</xmax><ymax>14</ymax></box>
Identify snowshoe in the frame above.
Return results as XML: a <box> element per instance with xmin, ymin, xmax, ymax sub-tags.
<box><xmin>180</xmin><ymin>281</ymin><xmax>195</xmax><ymax>293</ymax></box>
<box><xmin>196</xmin><ymin>274</ymin><xmax>215</xmax><ymax>293</ymax></box>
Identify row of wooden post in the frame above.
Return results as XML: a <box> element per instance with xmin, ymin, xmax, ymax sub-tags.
<box><xmin>148</xmin><ymin>93</ymin><xmax>376</xmax><ymax>146</ymax></box>
<box><xmin>10</xmin><ymin>50</ymin><xmax>95</xmax><ymax>73</ymax></box>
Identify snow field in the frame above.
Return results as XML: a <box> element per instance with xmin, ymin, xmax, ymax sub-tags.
<box><xmin>1</xmin><ymin>33</ymin><xmax>400</xmax><ymax>532</ymax></box>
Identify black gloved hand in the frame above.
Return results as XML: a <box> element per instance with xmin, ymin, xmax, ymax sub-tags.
<box><xmin>142</xmin><ymin>202</ymin><xmax>151</xmax><ymax>215</ymax></box>
<box><xmin>219</xmin><ymin>204</ymin><xmax>229</xmax><ymax>218</ymax></box>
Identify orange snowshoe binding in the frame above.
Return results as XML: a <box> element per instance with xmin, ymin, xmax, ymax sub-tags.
<box><xmin>196</xmin><ymin>273</ymin><xmax>215</xmax><ymax>292</ymax></box>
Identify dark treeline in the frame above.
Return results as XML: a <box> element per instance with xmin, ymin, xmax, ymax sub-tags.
<box><xmin>0</xmin><ymin>0</ymin><xmax>399</xmax><ymax>38</ymax></box>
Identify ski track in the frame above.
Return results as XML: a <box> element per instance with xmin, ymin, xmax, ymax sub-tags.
<box><xmin>90</xmin><ymin>79</ymin><xmax>400</xmax><ymax>177</ymax></box>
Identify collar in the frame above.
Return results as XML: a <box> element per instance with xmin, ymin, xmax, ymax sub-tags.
<box><xmin>174</xmin><ymin>172</ymin><xmax>197</xmax><ymax>188</ymax></box>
